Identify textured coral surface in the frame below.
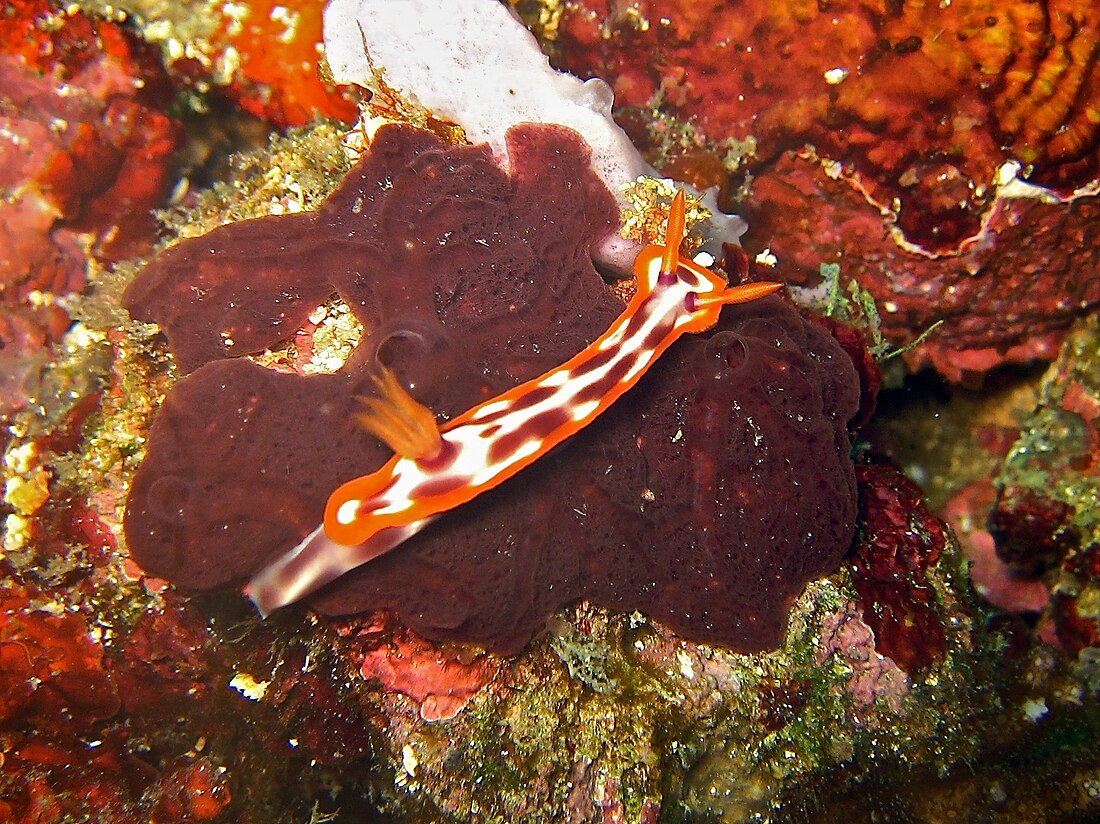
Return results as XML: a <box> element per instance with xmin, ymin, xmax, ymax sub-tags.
<box><xmin>745</xmin><ymin>153</ymin><xmax>1100</xmax><ymax>380</ymax></box>
<box><xmin>123</xmin><ymin>123</ymin><xmax>860</xmax><ymax>653</ymax></box>
<box><xmin>547</xmin><ymin>0</ymin><xmax>1100</xmax><ymax>378</ymax></box>
<box><xmin>553</xmin><ymin>0</ymin><xmax>1100</xmax><ymax>236</ymax></box>
<box><xmin>116</xmin><ymin>0</ymin><xmax>358</xmax><ymax>127</ymax></box>
<box><xmin>4</xmin><ymin>1</ymin><xmax>1100</xmax><ymax>821</ymax></box>
<box><xmin>989</xmin><ymin>317</ymin><xmax>1100</xmax><ymax>654</ymax></box>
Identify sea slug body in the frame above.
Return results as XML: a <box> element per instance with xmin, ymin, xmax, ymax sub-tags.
<box><xmin>246</xmin><ymin>192</ymin><xmax>781</xmax><ymax>616</ymax></box>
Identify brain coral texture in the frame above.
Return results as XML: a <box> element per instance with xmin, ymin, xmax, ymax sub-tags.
<box><xmin>124</xmin><ymin>124</ymin><xmax>860</xmax><ymax>653</ymax></box>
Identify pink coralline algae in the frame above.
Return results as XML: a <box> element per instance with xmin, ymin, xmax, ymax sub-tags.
<box><xmin>817</xmin><ymin>602</ymin><xmax>910</xmax><ymax>715</ymax></box>
<box><xmin>123</xmin><ymin>123</ymin><xmax>861</xmax><ymax>654</ymax></box>
<box><xmin>945</xmin><ymin>480</ymin><xmax>1050</xmax><ymax>615</ymax></box>
<box><xmin>353</xmin><ymin>623</ymin><xmax>501</xmax><ymax>721</ymax></box>
<box><xmin>548</xmin><ymin>0</ymin><xmax>1100</xmax><ymax>379</ymax></box>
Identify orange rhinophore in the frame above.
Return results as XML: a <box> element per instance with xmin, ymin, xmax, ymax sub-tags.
<box><xmin>247</xmin><ymin>190</ymin><xmax>783</xmax><ymax>616</ymax></box>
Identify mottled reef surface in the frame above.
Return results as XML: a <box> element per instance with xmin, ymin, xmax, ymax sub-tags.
<box><xmin>2</xmin><ymin>1</ymin><xmax>1100</xmax><ymax>822</ymax></box>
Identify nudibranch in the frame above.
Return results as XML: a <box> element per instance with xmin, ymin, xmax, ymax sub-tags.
<box><xmin>247</xmin><ymin>191</ymin><xmax>782</xmax><ymax>616</ymax></box>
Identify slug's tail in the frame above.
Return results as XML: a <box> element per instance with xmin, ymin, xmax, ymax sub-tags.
<box><xmin>246</xmin><ymin>517</ymin><xmax>435</xmax><ymax>617</ymax></box>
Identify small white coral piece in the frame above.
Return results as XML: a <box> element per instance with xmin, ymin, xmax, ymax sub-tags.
<box><xmin>324</xmin><ymin>0</ymin><xmax>644</xmax><ymax>181</ymax></box>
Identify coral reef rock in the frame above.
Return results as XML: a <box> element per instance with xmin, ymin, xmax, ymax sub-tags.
<box><xmin>123</xmin><ymin>123</ymin><xmax>860</xmax><ymax>654</ymax></box>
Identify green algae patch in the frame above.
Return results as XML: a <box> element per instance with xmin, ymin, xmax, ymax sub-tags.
<box><xmin>159</xmin><ymin>122</ymin><xmax>352</xmax><ymax>246</ymax></box>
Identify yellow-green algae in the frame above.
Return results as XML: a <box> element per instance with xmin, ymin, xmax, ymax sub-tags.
<box><xmin>355</xmin><ymin>553</ymin><xmax>991</xmax><ymax>822</ymax></box>
<box><xmin>2</xmin><ymin>121</ymin><xmax>351</xmax><ymax>616</ymax></box>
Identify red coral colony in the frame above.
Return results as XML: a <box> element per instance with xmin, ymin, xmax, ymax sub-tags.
<box><xmin>5</xmin><ymin>0</ymin><xmax>1100</xmax><ymax>821</ymax></box>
